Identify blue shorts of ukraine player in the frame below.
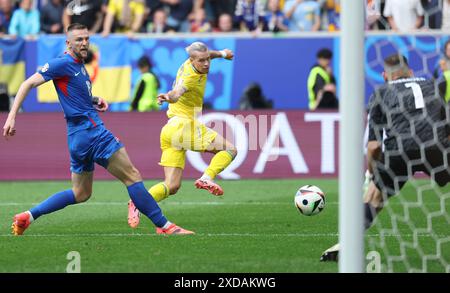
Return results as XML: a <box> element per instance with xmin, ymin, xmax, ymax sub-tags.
<box><xmin>68</xmin><ymin>125</ymin><xmax>124</xmax><ymax>173</ymax></box>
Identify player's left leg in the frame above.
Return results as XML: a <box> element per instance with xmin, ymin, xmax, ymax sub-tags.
<box><xmin>195</xmin><ymin>133</ymin><xmax>237</xmax><ymax>196</ymax></box>
<box><xmin>11</xmin><ymin>172</ymin><xmax>92</xmax><ymax>236</ymax></box>
<box><xmin>321</xmin><ymin>154</ymin><xmax>406</xmax><ymax>261</ymax></box>
<box><xmin>319</xmin><ymin>181</ymin><xmax>385</xmax><ymax>262</ymax></box>
<box><xmin>106</xmin><ymin>147</ymin><xmax>193</xmax><ymax>234</ymax></box>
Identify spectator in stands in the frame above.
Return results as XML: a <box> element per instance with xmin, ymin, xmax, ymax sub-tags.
<box><xmin>142</xmin><ymin>0</ymin><xmax>162</xmax><ymax>31</ymax></box>
<box><xmin>239</xmin><ymin>82</ymin><xmax>273</xmax><ymax>110</ymax></box>
<box><xmin>284</xmin><ymin>0</ymin><xmax>321</xmax><ymax>32</ymax></box>
<box><xmin>383</xmin><ymin>0</ymin><xmax>424</xmax><ymax>32</ymax></box>
<box><xmin>63</xmin><ymin>0</ymin><xmax>104</xmax><ymax>34</ymax></box>
<box><xmin>130</xmin><ymin>56</ymin><xmax>160</xmax><ymax>112</ymax></box>
<box><xmin>40</xmin><ymin>0</ymin><xmax>64</xmax><ymax>34</ymax></box>
<box><xmin>147</xmin><ymin>8</ymin><xmax>172</xmax><ymax>33</ymax></box>
<box><xmin>8</xmin><ymin>0</ymin><xmax>40</xmax><ymax>38</ymax></box>
<box><xmin>234</xmin><ymin>0</ymin><xmax>265</xmax><ymax>33</ymax></box>
<box><xmin>265</xmin><ymin>0</ymin><xmax>289</xmax><ymax>32</ymax></box>
<box><xmin>442</xmin><ymin>0</ymin><xmax>450</xmax><ymax>30</ymax></box>
<box><xmin>160</xmin><ymin>0</ymin><xmax>193</xmax><ymax>32</ymax></box>
<box><xmin>189</xmin><ymin>7</ymin><xmax>211</xmax><ymax>32</ymax></box>
<box><xmin>193</xmin><ymin>0</ymin><xmax>237</xmax><ymax>22</ymax></box>
<box><xmin>421</xmin><ymin>0</ymin><xmax>441</xmax><ymax>29</ymax></box>
<box><xmin>102</xmin><ymin>0</ymin><xmax>146</xmax><ymax>37</ymax></box>
<box><xmin>307</xmin><ymin>48</ymin><xmax>338</xmax><ymax>110</ymax></box>
<box><xmin>321</xmin><ymin>0</ymin><xmax>340</xmax><ymax>31</ymax></box>
<box><xmin>213</xmin><ymin>12</ymin><xmax>235</xmax><ymax>32</ymax></box>
<box><xmin>366</xmin><ymin>0</ymin><xmax>380</xmax><ymax>30</ymax></box>
<box><xmin>0</xmin><ymin>0</ymin><xmax>15</xmax><ymax>35</ymax></box>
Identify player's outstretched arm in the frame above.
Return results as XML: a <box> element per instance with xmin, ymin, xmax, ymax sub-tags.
<box><xmin>3</xmin><ymin>73</ymin><xmax>46</xmax><ymax>139</ymax></box>
<box><xmin>157</xmin><ymin>85</ymin><xmax>187</xmax><ymax>105</ymax></box>
<box><xmin>210</xmin><ymin>49</ymin><xmax>234</xmax><ymax>60</ymax></box>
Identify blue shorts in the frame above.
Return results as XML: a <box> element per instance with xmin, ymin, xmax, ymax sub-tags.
<box><xmin>67</xmin><ymin>125</ymin><xmax>124</xmax><ymax>174</ymax></box>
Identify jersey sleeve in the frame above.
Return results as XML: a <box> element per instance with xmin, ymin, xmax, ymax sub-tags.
<box><xmin>174</xmin><ymin>63</ymin><xmax>196</xmax><ymax>91</ymax></box>
<box><xmin>368</xmin><ymin>91</ymin><xmax>384</xmax><ymax>142</ymax></box>
<box><xmin>39</xmin><ymin>57</ymin><xmax>70</xmax><ymax>81</ymax></box>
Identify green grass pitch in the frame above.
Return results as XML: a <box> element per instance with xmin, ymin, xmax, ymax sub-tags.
<box><xmin>0</xmin><ymin>179</ymin><xmax>448</xmax><ymax>272</ymax></box>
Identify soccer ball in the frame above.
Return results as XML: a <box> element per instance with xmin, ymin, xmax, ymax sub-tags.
<box><xmin>294</xmin><ymin>185</ymin><xmax>325</xmax><ymax>216</ymax></box>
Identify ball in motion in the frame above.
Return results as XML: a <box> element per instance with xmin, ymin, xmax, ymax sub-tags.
<box><xmin>294</xmin><ymin>185</ymin><xmax>325</xmax><ymax>216</ymax></box>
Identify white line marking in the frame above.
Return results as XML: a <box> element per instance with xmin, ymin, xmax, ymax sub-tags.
<box><xmin>0</xmin><ymin>233</ymin><xmax>337</xmax><ymax>238</ymax></box>
<box><xmin>0</xmin><ymin>233</ymin><xmax>446</xmax><ymax>238</ymax></box>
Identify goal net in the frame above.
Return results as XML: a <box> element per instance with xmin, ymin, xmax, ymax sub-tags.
<box><xmin>364</xmin><ymin>33</ymin><xmax>450</xmax><ymax>273</ymax></box>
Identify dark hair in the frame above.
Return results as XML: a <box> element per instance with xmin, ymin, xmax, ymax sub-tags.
<box><xmin>384</xmin><ymin>53</ymin><xmax>409</xmax><ymax>68</ymax></box>
<box><xmin>137</xmin><ymin>56</ymin><xmax>160</xmax><ymax>88</ymax></box>
<box><xmin>137</xmin><ymin>56</ymin><xmax>152</xmax><ymax>69</ymax></box>
<box><xmin>67</xmin><ymin>23</ymin><xmax>87</xmax><ymax>32</ymax></box>
<box><xmin>317</xmin><ymin>48</ymin><xmax>332</xmax><ymax>59</ymax></box>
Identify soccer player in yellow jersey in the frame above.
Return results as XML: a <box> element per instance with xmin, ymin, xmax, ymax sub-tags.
<box><xmin>128</xmin><ymin>42</ymin><xmax>237</xmax><ymax>230</ymax></box>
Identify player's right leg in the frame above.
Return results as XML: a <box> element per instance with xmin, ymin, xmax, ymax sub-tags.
<box><xmin>130</xmin><ymin>167</ymin><xmax>183</xmax><ymax>228</ymax></box>
<box><xmin>195</xmin><ymin>133</ymin><xmax>237</xmax><ymax>196</ymax></box>
<box><xmin>320</xmin><ymin>177</ymin><xmax>388</xmax><ymax>261</ymax></box>
<box><xmin>107</xmin><ymin>147</ymin><xmax>193</xmax><ymax>235</ymax></box>
<box><xmin>129</xmin><ymin>119</ymin><xmax>187</xmax><ymax>228</ymax></box>
<box><xmin>12</xmin><ymin>172</ymin><xmax>92</xmax><ymax>236</ymax></box>
<box><xmin>149</xmin><ymin>166</ymin><xmax>183</xmax><ymax>200</ymax></box>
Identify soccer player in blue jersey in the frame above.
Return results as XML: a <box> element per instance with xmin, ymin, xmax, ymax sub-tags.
<box><xmin>2</xmin><ymin>23</ymin><xmax>193</xmax><ymax>236</ymax></box>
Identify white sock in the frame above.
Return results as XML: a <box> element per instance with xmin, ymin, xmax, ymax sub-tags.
<box><xmin>162</xmin><ymin>221</ymin><xmax>172</xmax><ymax>229</ymax></box>
<box><xmin>26</xmin><ymin>211</ymin><xmax>34</xmax><ymax>222</ymax></box>
<box><xmin>200</xmin><ymin>174</ymin><xmax>212</xmax><ymax>181</ymax></box>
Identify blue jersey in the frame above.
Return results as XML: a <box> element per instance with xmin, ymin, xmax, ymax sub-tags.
<box><xmin>39</xmin><ymin>53</ymin><xmax>103</xmax><ymax>134</ymax></box>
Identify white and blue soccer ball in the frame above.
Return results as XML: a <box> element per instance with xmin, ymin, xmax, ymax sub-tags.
<box><xmin>294</xmin><ymin>185</ymin><xmax>325</xmax><ymax>216</ymax></box>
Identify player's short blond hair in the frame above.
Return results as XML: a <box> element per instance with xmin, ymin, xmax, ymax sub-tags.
<box><xmin>185</xmin><ymin>42</ymin><xmax>209</xmax><ymax>56</ymax></box>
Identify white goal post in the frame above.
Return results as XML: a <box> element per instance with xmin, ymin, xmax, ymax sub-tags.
<box><xmin>339</xmin><ymin>0</ymin><xmax>365</xmax><ymax>273</ymax></box>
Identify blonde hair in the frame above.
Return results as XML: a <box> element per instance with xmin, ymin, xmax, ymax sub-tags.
<box><xmin>185</xmin><ymin>42</ymin><xmax>208</xmax><ymax>56</ymax></box>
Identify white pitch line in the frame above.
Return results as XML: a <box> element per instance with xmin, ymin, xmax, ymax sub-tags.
<box><xmin>0</xmin><ymin>233</ymin><xmax>446</xmax><ymax>238</ymax></box>
<box><xmin>0</xmin><ymin>232</ymin><xmax>338</xmax><ymax>238</ymax></box>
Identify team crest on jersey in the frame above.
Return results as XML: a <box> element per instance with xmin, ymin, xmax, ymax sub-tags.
<box><xmin>41</xmin><ymin>63</ymin><xmax>49</xmax><ymax>72</ymax></box>
<box><xmin>81</xmin><ymin>67</ymin><xmax>86</xmax><ymax>76</ymax></box>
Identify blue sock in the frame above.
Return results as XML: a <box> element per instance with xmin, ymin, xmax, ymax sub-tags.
<box><xmin>29</xmin><ymin>189</ymin><xmax>76</xmax><ymax>220</ymax></box>
<box><xmin>127</xmin><ymin>182</ymin><xmax>167</xmax><ymax>228</ymax></box>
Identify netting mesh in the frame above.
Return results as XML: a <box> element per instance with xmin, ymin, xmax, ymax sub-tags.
<box><xmin>364</xmin><ymin>34</ymin><xmax>450</xmax><ymax>272</ymax></box>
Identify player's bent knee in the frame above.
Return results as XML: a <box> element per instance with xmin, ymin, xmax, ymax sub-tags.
<box><xmin>123</xmin><ymin>166</ymin><xmax>142</xmax><ymax>185</ymax></box>
<box><xmin>167</xmin><ymin>182</ymin><xmax>181</xmax><ymax>195</ymax></box>
<box><xmin>130</xmin><ymin>166</ymin><xmax>142</xmax><ymax>181</ymax></box>
<box><xmin>73</xmin><ymin>189</ymin><xmax>92</xmax><ymax>203</ymax></box>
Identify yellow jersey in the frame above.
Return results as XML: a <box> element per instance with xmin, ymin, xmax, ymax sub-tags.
<box><xmin>167</xmin><ymin>59</ymin><xmax>207</xmax><ymax>119</ymax></box>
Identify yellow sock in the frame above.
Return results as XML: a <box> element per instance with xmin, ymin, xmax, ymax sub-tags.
<box><xmin>204</xmin><ymin>151</ymin><xmax>234</xmax><ymax>180</ymax></box>
<box><xmin>149</xmin><ymin>182</ymin><xmax>169</xmax><ymax>202</ymax></box>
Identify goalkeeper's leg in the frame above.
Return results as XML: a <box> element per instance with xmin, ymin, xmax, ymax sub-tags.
<box><xmin>320</xmin><ymin>181</ymin><xmax>385</xmax><ymax>262</ymax></box>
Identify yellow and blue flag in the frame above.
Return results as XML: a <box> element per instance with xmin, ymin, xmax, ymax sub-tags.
<box><xmin>0</xmin><ymin>38</ymin><xmax>25</xmax><ymax>95</ymax></box>
<box><xmin>37</xmin><ymin>35</ymin><xmax>131</xmax><ymax>104</ymax></box>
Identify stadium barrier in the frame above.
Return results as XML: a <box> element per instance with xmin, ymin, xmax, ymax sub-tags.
<box><xmin>1</xmin><ymin>32</ymin><xmax>448</xmax><ymax>112</ymax></box>
<box><xmin>0</xmin><ymin>110</ymin><xmax>340</xmax><ymax>180</ymax></box>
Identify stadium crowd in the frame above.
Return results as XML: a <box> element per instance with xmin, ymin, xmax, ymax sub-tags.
<box><xmin>0</xmin><ymin>0</ymin><xmax>448</xmax><ymax>38</ymax></box>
